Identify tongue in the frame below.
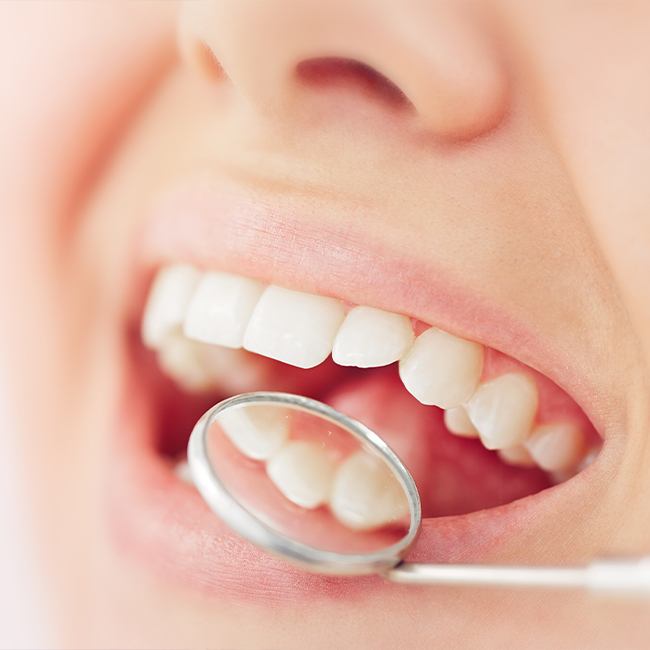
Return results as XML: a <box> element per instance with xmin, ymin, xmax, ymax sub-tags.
<box><xmin>324</xmin><ymin>368</ymin><xmax>550</xmax><ymax>517</ymax></box>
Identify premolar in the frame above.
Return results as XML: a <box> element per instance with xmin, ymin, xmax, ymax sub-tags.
<box><xmin>399</xmin><ymin>328</ymin><xmax>484</xmax><ymax>408</ymax></box>
<box><xmin>467</xmin><ymin>372</ymin><xmax>538</xmax><ymax>450</ymax></box>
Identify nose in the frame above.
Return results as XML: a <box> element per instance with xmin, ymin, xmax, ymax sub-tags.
<box><xmin>179</xmin><ymin>0</ymin><xmax>509</xmax><ymax>140</ymax></box>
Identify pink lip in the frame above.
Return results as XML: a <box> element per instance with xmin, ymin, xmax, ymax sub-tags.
<box><xmin>109</xmin><ymin>174</ymin><xmax>614</xmax><ymax>602</ymax></box>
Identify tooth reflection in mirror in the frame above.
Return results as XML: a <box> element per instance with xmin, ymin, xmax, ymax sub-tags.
<box><xmin>192</xmin><ymin>394</ymin><xmax>417</xmax><ymax>558</ymax></box>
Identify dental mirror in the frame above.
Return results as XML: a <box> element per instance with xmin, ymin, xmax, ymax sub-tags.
<box><xmin>187</xmin><ymin>392</ymin><xmax>420</xmax><ymax>575</ymax></box>
<box><xmin>188</xmin><ymin>392</ymin><xmax>650</xmax><ymax>595</ymax></box>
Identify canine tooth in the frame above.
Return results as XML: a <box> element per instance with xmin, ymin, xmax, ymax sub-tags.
<box><xmin>218</xmin><ymin>405</ymin><xmax>289</xmax><ymax>461</ymax></box>
<box><xmin>243</xmin><ymin>286</ymin><xmax>345</xmax><ymax>369</ymax></box>
<box><xmin>332</xmin><ymin>306</ymin><xmax>414</xmax><ymax>368</ymax></box>
<box><xmin>525</xmin><ymin>423</ymin><xmax>586</xmax><ymax>471</ymax></box>
<box><xmin>330</xmin><ymin>451</ymin><xmax>409</xmax><ymax>531</ymax></box>
<box><xmin>183</xmin><ymin>271</ymin><xmax>265</xmax><ymax>348</ymax></box>
<box><xmin>444</xmin><ymin>406</ymin><xmax>479</xmax><ymax>438</ymax></box>
<box><xmin>142</xmin><ymin>264</ymin><xmax>201</xmax><ymax>348</ymax></box>
<box><xmin>498</xmin><ymin>445</ymin><xmax>536</xmax><ymax>468</ymax></box>
<box><xmin>399</xmin><ymin>328</ymin><xmax>484</xmax><ymax>408</ymax></box>
<box><xmin>467</xmin><ymin>373</ymin><xmax>538</xmax><ymax>450</ymax></box>
<box><xmin>266</xmin><ymin>441</ymin><xmax>336</xmax><ymax>509</ymax></box>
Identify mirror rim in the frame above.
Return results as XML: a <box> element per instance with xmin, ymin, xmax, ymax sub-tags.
<box><xmin>187</xmin><ymin>391</ymin><xmax>422</xmax><ymax>576</ymax></box>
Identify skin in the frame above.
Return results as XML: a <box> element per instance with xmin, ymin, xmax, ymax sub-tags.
<box><xmin>1</xmin><ymin>0</ymin><xmax>649</xmax><ymax>647</ymax></box>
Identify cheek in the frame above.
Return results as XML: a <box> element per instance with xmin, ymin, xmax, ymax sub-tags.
<box><xmin>0</xmin><ymin>3</ymin><xmax>176</xmax><ymax>423</ymax></box>
<box><xmin>0</xmin><ymin>6</ymin><xmax>176</xmax><ymax>627</ymax></box>
<box><xmin>501</xmin><ymin>1</ymin><xmax>650</xmax><ymax>358</ymax></box>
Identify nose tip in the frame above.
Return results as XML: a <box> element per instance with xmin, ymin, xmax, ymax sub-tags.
<box><xmin>179</xmin><ymin>0</ymin><xmax>510</xmax><ymax>141</ymax></box>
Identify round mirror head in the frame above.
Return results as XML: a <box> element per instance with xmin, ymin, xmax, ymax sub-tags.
<box><xmin>188</xmin><ymin>392</ymin><xmax>421</xmax><ymax>575</ymax></box>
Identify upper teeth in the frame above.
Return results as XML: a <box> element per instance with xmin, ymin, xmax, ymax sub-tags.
<box><xmin>466</xmin><ymin>372</ymin><xmax>538</xmax><ymax>450</ymax></box>
<box><xmin>142</xmin><ymin>264</ymin><xmax>201</xmax><ymax>348</ymax></box>
<box><xmin>143</xmin><ymin>263</ymin><xmax>591</xmax><ymax>483</ymax></box>
<box><xmin>443</xmin><ymin>406</ymin><xmax>479</xmax><ymax>438</ymax></box>
<box><xmin>243</xmin><ymin>285</ymin><xmax>346</xmax><ymax>369</ymax></box>
<box><xmin>524</xmin><ymin>422</ymin><xmax>586</xmax><ymax>472</ymax></box>
<box><xmin>184</xmin><ymin>271</ymin><xmax>265</xmax><ymax>349</ymax></box>
<box><xmin>332</xmin><ymin>306</ymin><xmax>414</xmax><ymax>368</ymax></box>
<box><xmin>398</xmin><ymin>327</ymin><xmax>483</xmax><ymax>409</ymax></box>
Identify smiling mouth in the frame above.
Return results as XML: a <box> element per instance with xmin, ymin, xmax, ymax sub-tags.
<box><xmin>144</xmin><ymin>261</ymin><xmax>599</xmax><ymax>518</ymax></box>
<box><xmin>111</xmin><ymin>177</ymin><xmax>605</xmax><ymax>600</ymax></box>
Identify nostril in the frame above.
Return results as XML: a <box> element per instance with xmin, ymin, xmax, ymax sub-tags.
<box><xmin>295</xmin><ymin>58</ymin><xmax>412</xmax><ymax>111</ymax></box>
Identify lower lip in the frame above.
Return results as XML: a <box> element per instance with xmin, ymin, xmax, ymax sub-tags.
<box><xmin>108</xmin><ymin>353</ymin><xmax>601</xmax><ymax>604</ymax></box>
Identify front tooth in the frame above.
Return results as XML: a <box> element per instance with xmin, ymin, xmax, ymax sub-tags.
<box><xmin>243</xmin><ymin>286</ymin><xmax>345</xmax><ymax>369</ymax></box>
<box><xmin>498</xmin><ymin>445</ymin><xmax>536</xmax><ymax>468</ymax></box>
<box><xmin>524</xmin><ymin>422</ymin><xmax>586</xmax><ymax>471</ymax></box>
<box><xmin>142</xmin><ymin>264</ymin><xmax>201</xmax><ymax>348</ymax></box>
<box><xmin>217</xmin><ymin>405</ymin><xmax>289</xmax><ymax>461</ymax></box>
<box><xmin>398</xmin><ymin>327</ymin><xmax>484</xmax><ymax>408</ymax></box>
<box><xmin>183</xmin><ymin>271</ymin><xmax>265</xmax><ymax>348</ymax></box>
<box><xmin>444</xmin><ymin>406</ymin><xmax>479</xmax><ymax>438</ymax></box>
<box><xmin>467</xmin><ymin>373</ymin><xmax>538</xmax><ymax>450</ymax></box>
<box><xmin>330</xmin><ymin>451</ymin><xmax>409</xmax><ymax>531</ymax></box>
<box><xmin>266</xmin><ymin>441</ymin><xmax>336</xmax><ymax>509</ymax></box>
<box><xmin>332</xmin><ymin>306</ymin><xmax>414</xmax><ymax>368</ymax></box>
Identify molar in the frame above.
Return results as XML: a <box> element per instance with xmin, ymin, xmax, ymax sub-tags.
<box><xmin>183</xmin><ymin>271</ymin><xmax>265</xmax><ymax>348</ymax></box>
<box><xmin>399</xmin><ymin>327</ymin><xmax>484</xmax><ymax>408</ymax></box>
<box><xmin>266</xmin><ymin>441</ymin><xmax>336</xmax><ymax>509</ymax></box>
<box><xmin>332</xmin><ymin>306</ymin><xmax>414</xmax><ymax>368</ymax></box>
<box><xmin>524</xmin><ymin>422</ymin><xmax>586</xmax><ymax>471</ymax></box>
<box><xmin>467</xmin><ymin>372</ymin><xmax>538</xmax><ymax>450</ymax></box>
<box><xmin>243</xmin><ymin>286</ymin><xmax>345</xmax><ymax>369</ymax></box>
<box><xmin>330</xmin><ymin>451</ymin><xmax>409</xmax><ymax>531</ymax></box>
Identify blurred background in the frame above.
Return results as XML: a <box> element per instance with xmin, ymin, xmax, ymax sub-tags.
<box><xmin>0</xmin><ymin>370</ymin><xmax>49</xmax><ymax>647</ymax></box>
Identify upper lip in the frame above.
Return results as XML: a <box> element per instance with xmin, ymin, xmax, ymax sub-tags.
<box><xmin>113</xmin><ymin>171</ymin><xmax>617</xmax><ymax>601</ymax></box>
